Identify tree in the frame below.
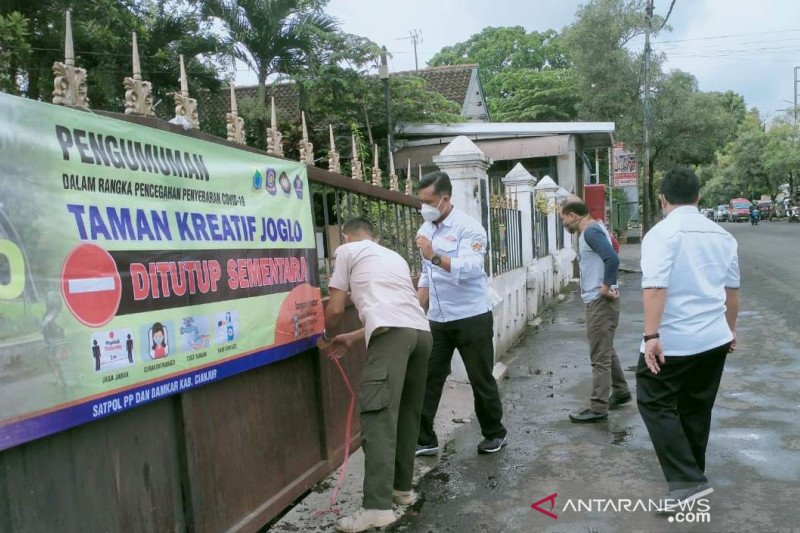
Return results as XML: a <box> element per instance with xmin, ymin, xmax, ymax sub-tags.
<box><xmin>297</xmin><ymin>31</ymin><xmax>463</xmax><ymax>175</ymax></box>
<box><xmin>428</xmin><ymin>26</ymin><xmax>575</xmax><ymax>120</ymax></box>
<box><xmin>563</xmin><ymin>0</ymin><xmax>662</xmax><ymax>126</ymax></box>
<box><xmin>0</xmin><ymin>11</ymin><xmax>31</xmax><ymax>94</ymax></box>
<box><xmin>0</xmin><ymin>0</ymin><xmax>225</xmax><ymax>120</ymax></box>
<box><xmin>491</xmin><ymin>68</ymin><xmax>579</xmax><ymax>122</ymax></box>
<box><xmin>203</xmin><ymin>0</ymin><xmax>337</xmax><ymax>107</ymax></box>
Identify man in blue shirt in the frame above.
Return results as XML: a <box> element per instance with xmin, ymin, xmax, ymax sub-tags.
<box><xmin>560</xmin><ymin>200</ymin><xmax>631</xmax><ymax>423</ymax></box>
<box><xmin>414</xmin><ymin>172</ymin><xmax>507</xmax><ymax>455</ymax></box>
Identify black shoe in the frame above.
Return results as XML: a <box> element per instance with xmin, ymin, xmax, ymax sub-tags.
<box><xmin>609</xmin><ymin>391</ymin><xmax>632</xmax><ymax>409</ymax></box>
<box><xmin>477</xmin><ymin>435</ymin><xmax>507</xmax><ymax>454</ymax></box>
<box><xmin>569</xmin><ymin>409</ymin><xmax>608</xmax><ymax>423</ymax></box>
<box><xmin>415</xmin><ymin>443</ymin><xmax>439</xmax><ymax>456</ymax></box>
<box><xmin>662</xmin><ymin>484</ymin><xmax>714</xmax><ymax>513</ymax></box>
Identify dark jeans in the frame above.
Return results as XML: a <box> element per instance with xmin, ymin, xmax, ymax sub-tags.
<box><xmin>636</xmin><ymin>343</ymin><xmax>729</xmax><ymax>490</ymax></box>
<box><xmin>418</xmin><ymin>311</ymin><xmax>506</xmax><ymax>446</ymax></box>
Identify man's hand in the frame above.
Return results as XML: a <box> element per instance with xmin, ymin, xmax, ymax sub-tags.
<box><xmin>416</xmin><ymin>235</ymin><xmax>434</xmax><ymax>261</ymax></box>
<box><xmin>329</xmin><ymin>332</ymin><xmax>357</xmax><ymax>357</ymax></box>
<box><xmin>644</xmin><ymin>339</ymin><xmax>665</xmax><ymax>374</ymax></box>
<box><xmin>599</xmin><ymin>284</ymin><xmax>619</xmax><ymax>301</ymax></box>
<box><xmin>729</xmin><ymin>331</ymin><xmax>737</xmax><ymax>353</ymax></box>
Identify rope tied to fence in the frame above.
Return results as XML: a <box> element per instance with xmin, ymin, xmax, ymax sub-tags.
<box><xmin>315</xmin><ymin>351</ymin><xmax>356</xmax><ymax>517</ymax></box>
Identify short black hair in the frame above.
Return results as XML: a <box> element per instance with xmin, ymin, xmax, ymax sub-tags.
<box><xmin>418</xmin><ymin>171</ymin><xmax>452</xmax><ymax>196</ymax></box>
<box><xmin>561</xmin><ymin>200</ymin><xmax>589</xmax><ymax>217</ymax></box>
<box><xmin>660</xmin><ymin>167</ymin><xmax>700</xmax><ymax>205</ymax></box>
<box><xmin>342</xmin><ymin>217</ymin><xmax>373</xmax><ymax>236</ymax></box>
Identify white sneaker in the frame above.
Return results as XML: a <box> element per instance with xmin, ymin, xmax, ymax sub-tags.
<box><xmin>392</xmin><ymin>489</ymin><xmax>418</xmax><ymax>506</ymax></box>
<box><xmin>335</xmin><ymin>508</ymin><xmax>397</xmax><ymax>532</ymax></box>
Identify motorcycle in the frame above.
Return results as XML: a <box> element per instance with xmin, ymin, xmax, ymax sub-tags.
<box><xmin>789</xmin><ymin>207</ymin><xmax>800</xmax><ymax>223</ymax></box>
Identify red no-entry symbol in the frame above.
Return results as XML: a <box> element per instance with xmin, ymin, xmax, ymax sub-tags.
<box><xmin>61</xmin><ymin>243</ymin><xmax>122</xmax><ymax>327</ymax></box>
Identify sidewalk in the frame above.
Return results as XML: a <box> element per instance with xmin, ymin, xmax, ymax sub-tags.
<box><xmin>269</xmin><ymin>370</ymin><xmax>481</xmax><ymax>531</ymax></box>
<box><xmin>271</xmin><ymin>246</ymin><xmax>643</xmax><ymax>531</ymax></box>
<box><xmin>617</xmin><ymin>242</ymin><xmax>641</xmax><ymax>273</ymax></box>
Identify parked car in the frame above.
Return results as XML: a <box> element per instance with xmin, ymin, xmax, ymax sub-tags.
<box><xmin>729</xmin><ymin>198</ymin><xmax>752</xmax><ymax>222</ymax></box>
<box><xmin>701</xmin><ymin>208</ymin><xmax>715</xmax><ymax>219</ymax></box>
<box><xmin>714</xmin><ymin>205</ymin><xmax>729</xmax><ymax>222</ymax></box>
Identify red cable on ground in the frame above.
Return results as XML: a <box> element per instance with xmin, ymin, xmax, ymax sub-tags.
<box><xmin>315</xmin><ymin>353</ymin><xmax>356</xmax><ymax>517</ymax></box>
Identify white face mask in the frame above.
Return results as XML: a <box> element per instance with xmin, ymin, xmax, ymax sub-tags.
<box><xmin>421</xmin><ymin>197</ymin><xmax>446</xmax><ymax>222</ymax></box>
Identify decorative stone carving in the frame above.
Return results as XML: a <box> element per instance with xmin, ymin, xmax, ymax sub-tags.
<box><xmin>350</xmin><ymin>135</ymin><xmax>363</xmax><ymax>180</ymax></box>
<box><xmin>404</xmin><ymin>159</ymin><xmax>413</xmax><ymax>195</ymax></box>
<box><xmin>225</xmin><ymin>82</ymin><xmax>245</xmax><ymax>144</ymax></box>
<box><xmin>298</xmin><ymin>111</ymin><xmax>314</xmax><ymax>165</ymax></box>
<box><xmin>172</xmin><ymin>54</ymin><xmax>199</xmax><ymax>128</ymax></box>
<box><xmin>388</xmin><ymin>151</ymin><xmax>399</xmax><ymax>191</ymax></box>
<box><xmin>327</xmin><ymin>125</ymin><xmax>341</xmax><ymax>174</ymax></box>
<box><xmin>52</xmin><ymin>11</ymin><xmax>89</xmax><ymax>109</ymax></box>
<box><xmin>266</xmin><ymin>96</ymin><xmax>284</xmax><ymax>157</ymax></box>
<box><xmin>371</xmin><ymin>144</ymin><xmax>382</xmax><ymax>187</ymax></box>
<box><xmin>123</xmin><ymin>32</ymin><xmax>155</xmax><ymax>117</ymax></box>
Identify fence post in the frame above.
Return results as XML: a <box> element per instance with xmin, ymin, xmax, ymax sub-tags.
<box><xmin>502</xmin><ymin>163</ymin><xmax>537</xmax><ymax>266</ymax></box>
<box><xmin>432</xmin><ymin>136</ymin><xmax>491</xmax><ymax>230</ymax></box>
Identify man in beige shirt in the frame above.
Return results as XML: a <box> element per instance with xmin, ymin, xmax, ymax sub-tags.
<box><xmin>320</xmin><ymin>218</ymin><xmax>432</xmax><ymax>533</ymax></box>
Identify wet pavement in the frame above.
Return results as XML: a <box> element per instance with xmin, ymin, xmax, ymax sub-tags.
<box><xmin>392</xmin><ymin>223</ymin><xmax>800</xmax><ymax>533</ymax></box>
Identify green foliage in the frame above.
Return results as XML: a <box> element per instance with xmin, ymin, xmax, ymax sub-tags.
<box><xmin>202</xmin><ymin>0</ymin><xmax>337</xmax><ymax>105</ymax></box>
<box><xmin>0</xmin><ymin>11</ymin><xmax>32</xmax><ymax>94</ymax></box>
<box><xmin>0</xmin><ymin>0</ymin><xmax>225</xmax><ymax>123</ymax></box>
<box><xmin>492</xmin><ymin>68</ymin><xmax>579</xmax><ymax>122</ymax></box>
<box><xmin>563</xmin><ymin>0</ymin><xmax>661</xmax><ymax>126</ymax></box>
<box><xmin>429</xmin><ymin>26</ymin><xmax>574</xmax><ymax>120</ymax></box>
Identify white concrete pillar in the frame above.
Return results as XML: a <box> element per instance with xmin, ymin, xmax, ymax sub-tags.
<box><xmin>501</xmin><ymin>163</ymin><xmax>537</xmax><ymax>266</ymax></box>
<box><xmin>432</xmin><ymin>135</ymin><xmax>491</xmax><ymax>223</ymax></box>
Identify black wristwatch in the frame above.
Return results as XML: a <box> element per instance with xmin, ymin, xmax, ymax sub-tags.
<box><xmin>643</xmin><ymin>333</ymin><xmax>660</xmax><ymax>342</ymax></box>
<box><xmin>431</xmin><ymin>254</ymin><xmax>442</xmax><ymax>266</ymax></box>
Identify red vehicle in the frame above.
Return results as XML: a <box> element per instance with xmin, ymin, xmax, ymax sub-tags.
<box><xmin>729</xmin><ymin>198</ymin><xmax>752</xmax><ymax>222</ymax></box>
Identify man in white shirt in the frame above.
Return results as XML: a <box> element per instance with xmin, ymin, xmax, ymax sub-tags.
<box><xmin>637</xmin><ymin>167</ymin><xmax>740</xmax><ymax>510</ymax></box>
<box><xmin>320</xmin><ymin>218</ymin><xmax>432</xmax><ymax>532</ymax></box>
<box><xmin>414</xmin><ymin>172</ymin><xmax>507</xmax><ymax>456</ymax></box>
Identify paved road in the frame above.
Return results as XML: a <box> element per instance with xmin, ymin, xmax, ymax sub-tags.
<box><xmin>392</xmin><ymin>221</ymin><xmax>800</xmax><ymax>533</ymax></box>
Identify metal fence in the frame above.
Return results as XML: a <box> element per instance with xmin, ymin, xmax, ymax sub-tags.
<box><xmin>533</xmin><ymin>207</ymin><xmax>550</xmax><ymax>258</ymax></box>
<box><xmin>555</xmin><ymin>212</ymin><xmax>565</xmax><ymax>250</ymax></box>
<box><xmin>489</xmin><ymin>206</ymin><xmax>524</xmax><ymax>275</ymax></box>
<box><xmin>306</xmin><ymin>167</ymin><xmax>422</xmax><ymax>294</ymax></box>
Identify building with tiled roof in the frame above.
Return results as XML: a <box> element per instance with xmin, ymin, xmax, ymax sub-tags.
<box><xmin>225</xmin><ymin>64</ymin><xmax>489</xmax><ymax>125</ymax></box>
<box><xmin>395</xmin><ymin>64</ymin><xmax>489</xmax><ymax>122</ymax></box>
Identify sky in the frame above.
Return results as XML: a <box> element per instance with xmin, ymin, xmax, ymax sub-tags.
<box><xmin>235</xmin><ymin>0</ymin><xmax>800</xmax><ymax>120</ymax></box>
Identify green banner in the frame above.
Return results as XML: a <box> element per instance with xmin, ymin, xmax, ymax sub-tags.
<box><xmin>0</xmin><ymin>93</ymin><xmax>324</xmax><ymax>450</ymax></box>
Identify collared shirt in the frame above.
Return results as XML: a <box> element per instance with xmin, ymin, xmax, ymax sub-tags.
<box><xmin>577</xmin><ymin>222</ymin><xmax>620</xmax><ymax>303</ymax></box>
<box><xmin>640</xmin><ymin>205</ymin><xmax>740</xmax><ymax>356</ymax></box>
<box><xmin>329</xmin><ymin>240</ymin><xmax>429</xmax><ymax>345</ymax></box>
<box><xmin>417</xmin><ymin>206</ymin><xmax>491</xmax><ymax>323</ymax></box>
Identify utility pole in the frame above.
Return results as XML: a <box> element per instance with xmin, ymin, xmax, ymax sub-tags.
<box><xmin>642</xmin><ymin>0</ymin><xmax>654</xmax><ymax>234</ymax></box>
<box><xmin>794</xmin><ymin>66</ymin><xmax>799</xmax><ymax>124</ymax></box>
<box><xmin>398</xmin><ymin>30</ymin><xmax>422</xmax><ymax>71</ymax></box>
<box><xmin>379</xmin><ymin>46</ymin><xmax>393</xmax><ymax>162</ymax></box>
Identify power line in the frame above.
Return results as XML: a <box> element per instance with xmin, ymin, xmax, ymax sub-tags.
<box><xmin>653</xmin><ymin>27</ymin><xmax>800</xmax><ymax>44</ymax></box>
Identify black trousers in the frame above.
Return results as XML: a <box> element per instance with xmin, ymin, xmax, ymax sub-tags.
<box><xmin>418</xmin><ymin>311</ymin><xmax>506</xmax><ymax>445</ymax></box>
<box><xmin>636</xmin><ymin>343</ymin><xmax>729</xmax><ymax>489</ymax></box>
